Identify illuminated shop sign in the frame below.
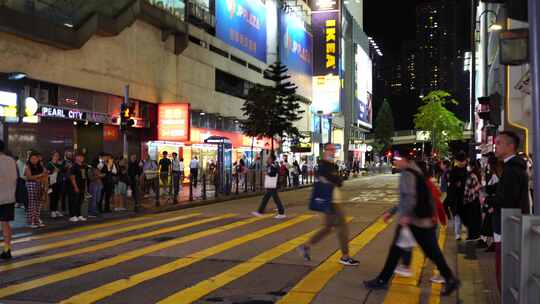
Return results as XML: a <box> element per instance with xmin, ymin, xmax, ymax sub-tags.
<box><xmin>216</xmin><ymin>0</ymin><xmax>267</xmax><ymax>62</ymax></box>
<box><xmin>41</xmin><ymin>106</ymin><xmax>84</xmax><ymax>120</ymax></box>
<box><xmin>158</xmin><ymin>103</ymin><xmax>190</xmax><ymax>141</ymax></box>
<box><xmin>312</xmin><ymin>10</ymin><xmax>340</xmax><ymax>76</ymax></box>
<box><xmin>355</xmin><ymin>46</ymin><xmax>373</xmax><ymax>129</ymax></box>
<box><xmin>0</xmin><ymin>91</ymin><xmax>17</xmax><ymax>118</ymax></box>
<box><xmin>311</xmin><ymin>0</ymin><xmax>339</xmax><ymax>11</ymax></box>
<box><xmin>312</xmin><ymin>74</ymin><xmax>340</xmax><ymax>114</ymax></box>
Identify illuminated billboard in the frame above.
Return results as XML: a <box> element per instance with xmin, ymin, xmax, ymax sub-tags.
<box><xmin>158</xmin><ymin>104</ymin><xmax>190</xmax><ymax>141</ymax></box>
<box><xmin>312</xmin><ymin>10</ymin><xmax>339</xmax><ymax>76</ymax></box>
<box><xmin>312</xmin><ymin>75</ymin><xmax>340</xmax><ymax>114</ymax></box>
<box><xmin>279</xmin><ymin>12</ymin><xmax>313</xmax><ymax>99</ymax></box>
<box><xmin>356</xmin><ymin>45</ymin><xmax>373</xmax><ymax>128</ymax></box>
<box><xmin>216</xmin><ymin>0</ymin><xmax>267</xmax><ymax>62</ymax></box>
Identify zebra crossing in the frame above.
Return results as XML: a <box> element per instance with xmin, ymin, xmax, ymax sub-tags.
<box><xmin>0</xmin><ymin>205</ymin><xmax>451</xmax><ymax>303</ymax></box>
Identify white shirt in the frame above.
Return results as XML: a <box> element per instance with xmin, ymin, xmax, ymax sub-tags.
<box><xmin>504</xmin><ymin>154</ymin><xmax>516</xmax><ymax>163</ymax></box>
<box><xmin>0</xmin><ymin>154</ymin><xmax>17</xmax><ymax>205</ymax></box>
<box><xmin>172</xmin><ymin>159</ymin><xmax>183</xmax><ymax>172</ymax></box>
<box><xmin>190</xmin><ymin>159</ymin><xmax>199</xmax><ymax>169</ymax></box>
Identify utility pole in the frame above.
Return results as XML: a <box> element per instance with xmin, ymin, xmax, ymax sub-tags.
<box><xmin>528</xmin><ymin>0</ymin><xmax>540</xmax><ymax>214</ymax></box>
<box><xmin>123</xmin><ymin>85</ymin><xmax>129</xmax><ymax>159</ymax></box>
<box><xmin>470</xmin><ymin>0</ymin><xmax>477</xmax><ymax>159</ymax></box>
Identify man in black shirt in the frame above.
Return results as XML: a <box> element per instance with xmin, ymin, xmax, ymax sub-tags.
<box><xmin>128</xmin><ymin>154</ymin><xmax>142</xmax><ymax>212</ymax></box>
<box><xmin>69</xmin><ymin>153</ymin><xmax>86</xmax><ymax>222</ymax></box>
<box><xmin>159</xmin><ymin>151</ymin><xmax>172</xmax><ymax>196</ymax></box>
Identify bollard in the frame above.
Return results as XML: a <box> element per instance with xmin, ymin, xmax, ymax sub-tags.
<box><xmin>202</xmin><ymin>174</ymin><xmax>207</xmax><ymax>200</ymax></box>
<box><xmin>244</xmin><ymin>172</ymin><xmax>248</xmax><ymax>193</ymax></box>
<box><xmin>189</xmin><ymin>176</ymin><xmax>193</xmax><ymax>201</ymax></box>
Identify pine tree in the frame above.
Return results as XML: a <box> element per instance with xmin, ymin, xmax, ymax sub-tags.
<box><xmin>373</xmin><ymin>99</ymin><xmax>395</xmax><ymax>154</ymax></box>
<box><xmin>241</xmin><ymin>61</ymin><xmax>304</xmax><ymax>152</ymax></box>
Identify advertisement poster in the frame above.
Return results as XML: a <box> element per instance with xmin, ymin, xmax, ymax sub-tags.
<box><xmin>279</xmin><ymin>12</ymin><xmax>313</xmax><ymax>99</ymax></box>
<box><xmin>312</xmin><ymin>75</ymin><xmax>340</xmax><ymax>114</ymax></box>
<box><xmin>355</xmin><ymin>45</ymin><xmax>373</xmax><ymax>128</ymax></box>
<box><xmin>216</xmin><ymin>0</ymin><xmax>267</xmax><ymax>62</ymax></box>
<box><xmin>312</xmin><ymin>10</ymin><xmax>340</xmax><ymax>76</ymax></box>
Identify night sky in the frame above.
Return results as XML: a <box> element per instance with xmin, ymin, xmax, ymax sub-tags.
<box><xmin>363</xmin><ymin>1</ymin><xmax>419</xmax><ymax>53</ymax></box>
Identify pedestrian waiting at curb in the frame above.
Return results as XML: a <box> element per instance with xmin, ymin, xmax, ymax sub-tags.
<box><xmin>68</xmin><ymin>153</ymin><xmax>87</xmax><ymax>222</ymax></box>
<box><xmin>25</xmin><ymin>151</ymin><xmax>48</xmax><ymax>228</ymax></box>
<box><xmin>364</xmin><ymin>154</ymin><xmax>460</xmax><ymax>296</ymax></box>
<box><xmin>0</xmin><ymin>139</ymin><xmax>17</xmax><ymax>260</ymax></box>
<box><xmin>252</xmin><ymin>154</ymin><xmax>286</xmax><ymax>219</ymax></box>
<box><xmin>298</xmin><ymin>143</ymin><xmax>360</xmax><ymax>266</ymax></box>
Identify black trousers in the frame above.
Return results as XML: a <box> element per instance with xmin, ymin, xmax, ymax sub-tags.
<box><xmin>258</xmin><ymin>189</ymin><xmax>284</xmax><ymax>215</ymax></box>
<box><xmin>190</xmin><ymin>169</ymin><xmax>198</xmax><ymax>187</ymax></box>
<box><xmin>69</xmin><ymin>191</ymin><xmax>83</xmax><ymax>217</ymax></box>
<box><xmin>172</xmin><ymin>171</ymin><xmax>183</xmax><ymax>198</ymax></box>
<box><xmin>49</xmin><ymin>182</ymin><xmax>61</xmax><ymax>212</ymax></box>
<box><xmin>378</xmin><ymin>225</ymin><xmax>454</xmax><ymax>282</ymax></box>
<box><xmin>100</xmin><ymin>183</ymin><xmax>113</xmax><ymax>212</ymax></box>
<box><xmin>464</xmin><ymin>199</ymin><xmax>482</xmax><ymax>239</ymax></box>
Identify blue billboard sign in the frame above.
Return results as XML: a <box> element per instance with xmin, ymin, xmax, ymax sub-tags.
<box><xmin>216</xmin><ymin>0</ymin><xmax>267</xmax><ymax>62</ymax></box>
<box><xmin>280</xmin><ymin>12</ymin><xmax>313</xmax><ymax>98</ymax></box>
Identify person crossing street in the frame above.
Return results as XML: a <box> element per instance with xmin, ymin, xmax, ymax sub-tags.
<box><xmin>298</xmin><ymin>144</ymin><xmax>359</xmax><ymax>266</ymax></box>
<box><xmin>252</xmin><ymin>154</ymin><xmax>286</xmax><ymax>219</ymax></box>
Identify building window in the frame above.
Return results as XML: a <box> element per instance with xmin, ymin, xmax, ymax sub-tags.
<box><xmin>215</xmin><ymin>69</ymin><xmax>254</xmax><ymax>99</ymax></box>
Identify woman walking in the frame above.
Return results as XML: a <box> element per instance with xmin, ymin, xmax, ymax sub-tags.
<box><xmin>25</xmin><ymin>151</ymin><xmax>47</xmax><ymax>228</ymax></box>
<box><xmin>47</xmin><ymin>151</ymin><xmax>64</xmax><ymax>218</ymax></box>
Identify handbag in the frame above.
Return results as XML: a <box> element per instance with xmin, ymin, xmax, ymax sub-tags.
<box><xmin>264</xmin><ymin>175</ymin><xmax>278</xmax><ymax>189</ymax></box>
<box><xmin>309</xmin><ymin>181</ymin><xmax>334</xmax><ymax>213</ymax></box>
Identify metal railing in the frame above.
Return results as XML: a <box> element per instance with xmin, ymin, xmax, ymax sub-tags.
<box><xmin>501</xmin><ymin>209</ymin><xmax>540</xmax><ymax>304</ymax></box>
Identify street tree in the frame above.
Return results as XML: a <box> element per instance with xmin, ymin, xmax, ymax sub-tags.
<box><xmin>373</xmin><ymin>99</ymin><xmax>394</xmax><ymax>154</ymax></box>
<box><xmin>414</xmin><ymin>90</ymin><xmax>465</xmax><ymax>156</ymax></box>
<box><xmin>241</xmin><ymin>61</ymin><xmax>304</xmax><ymax>152</ymax></box>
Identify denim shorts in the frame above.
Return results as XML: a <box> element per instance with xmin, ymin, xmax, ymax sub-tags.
<box><xmin>114</xmin><ymin>182</ymin><xmax>128</xmax><ymax>196</ymax></box>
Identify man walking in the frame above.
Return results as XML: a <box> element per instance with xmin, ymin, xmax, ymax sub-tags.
<box><xmin>298</xmin><ymin>144</ymin><xmax>359</xmax><ymax>266</ymax></box>
<box><xmin>493</xmin><ymin>131</ymin><xmax>530</xmax><ymax>289</ymax></box>
<box><xmin>171</xmin><ymin>153</ymin><xmax>184</xmax><ymax>204</ymax></box>
<box><xmin>190</xmin><ymin>156</ymin><xmax>199</xmax><ymax>188</ymax></box>
<box><xmin>0</xmin><ymin>140</ymin><xmax>17</xmax><ymax>259</ymax></box>
<box><xmin>364</xmin><ymin>155</ymin><xmax>460</xmax><ymax>296</ymax></box>
<box><xmin>252</xmin><ymin>154</ymin><xmax>286</xmax><ymax>219</ymax></box>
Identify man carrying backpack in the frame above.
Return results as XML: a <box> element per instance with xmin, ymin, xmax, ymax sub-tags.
<box><xmin>364</xmin><ymin>155</ymin><xmax>460</xmax><ymax>296</ymax></box>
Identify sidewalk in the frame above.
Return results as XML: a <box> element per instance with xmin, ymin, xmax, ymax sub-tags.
<box><xmin>5</xmin><ymin>178</ymin><xmax>318</xmax><ymax>238</ymax></box>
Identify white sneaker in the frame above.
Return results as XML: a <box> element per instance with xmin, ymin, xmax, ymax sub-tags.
<box><xmin>275</xmin><ymin>214</ymin><xmax>287</xmax><ymax>219</ymax></box>
<box><xmin>78</xmin><ymin>216</ymin><xmax>87</xmax><ymax>221</ymax></box>
<box><xmin>394</xmin><ymin>265</ymin><xmax>413</xmax><ymax>277</ymax></box>
<box><xmin>50</xmin><ymin>212</ymin><xmax>57</xmax><ymax>218</ymax></box>
<box><xmin>56</xmin><ymin>211</ymin><xmax>64</xmax><ymax>217</ymax></box>
<box><xmin>251</xmin><ymin>211</ymin><xmax>264</xmax><ymax>217</ymax></box>
<box><xmin>69</xmin><ymin>216</ymin><xmax>79</xmax><ymax>222</ymax></box>
<box><xmin>430</xmin><ymin>274</ymin><xmax>445</xmax><ymax>284</ymax></box>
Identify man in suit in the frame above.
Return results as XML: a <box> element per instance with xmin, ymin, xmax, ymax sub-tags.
<box><xmin>493</xmin><ymin>130</ymin><xmax>530</xmax><ymax>290</ymax></box>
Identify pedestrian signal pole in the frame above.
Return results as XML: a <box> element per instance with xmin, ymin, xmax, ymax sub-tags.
<box><xmin>528</xmin><ymin>0</ymin><xmax>540</xmax><ymax>214</ymax></box>
<box><xmin>122</xmin><ymin>85</ymin><xmax>129</xmax><ymax>159</ymax></box>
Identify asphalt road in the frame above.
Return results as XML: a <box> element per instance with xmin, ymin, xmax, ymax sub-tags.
<box><xmin>0</xmin><ymin>174</ymin><xmax>458</xmax><ymax>304</ymax></box>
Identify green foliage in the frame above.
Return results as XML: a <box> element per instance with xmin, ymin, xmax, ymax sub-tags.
<box><xmin>373</xmin><ymin>99</ymin><xmax>394</xmax><ymax>153</ymax></box>
<box><xmin>414</xmin><ymin>90</ymin><xmax>465</xmax><ymax>156</ymax></box>
<box><xmin>241</xmin><ymin>61</ymin><xmax>305</xmax><ymax>151</ymax></box>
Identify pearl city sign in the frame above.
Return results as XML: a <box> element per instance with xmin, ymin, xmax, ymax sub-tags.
<box><xmin>39</xmin><ymin>105</ymin><xmax>111</xmax><ymax>124</ymax></box>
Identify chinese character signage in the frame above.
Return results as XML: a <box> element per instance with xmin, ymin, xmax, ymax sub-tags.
<box><xmin>280</xmin><ymin>12</ymin><xmax>313</xmax><ymax>99</ymax></box>
<box><xmin>312</xmin><ymin>10</ymin><xmax>340</xmax><ymax>76</ymax></box>
<box><xmin>216</xmin><ymin>0</ymin><xmax>267</xmax><ymax>62</ymax></box>
<box><xmin>158</xmin><ymin>104</ymin><xmax>190</xmax><ymax>141</ymax></box>
<box><xmin>310</xmin><ymin>0</ymin><xmax>339</xmax><ymax>11</ymax></box>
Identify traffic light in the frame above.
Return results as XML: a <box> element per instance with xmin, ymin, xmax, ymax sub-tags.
<box><xmin>477</xmin><ymin>94</ymin><xmax>501</xmax><ymax>126</ymax></box>
<box><xmin>120</xmin><ymin>103</ymin><xmax>135</xmax><ymax>131</ymax></box>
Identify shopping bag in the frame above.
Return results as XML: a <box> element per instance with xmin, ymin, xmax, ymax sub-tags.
<box><xmin>396</xmin><ymin>226</ymin><xmax>416</xmax><ymax>249</ymax></box>
<box><xmin>309</xmin><ymin>182</ymin><xmax>334</xmax><ymax>213</ymax></box>
<box><xmin>264</xmin><ymin>175</ymin><xmax>278</xmax><ymax>189</ymax></box>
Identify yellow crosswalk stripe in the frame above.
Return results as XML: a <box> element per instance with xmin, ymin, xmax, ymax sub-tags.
<box><xmin>60</xmin><ymin>215</ymin><xmax>314</xmax><ymax>304</ymax></box>
<box><xmin>4</xmin><ymin>213</ymin><xmax>169</xmax><ymax>246</ymax></box>
<box><xmin>12</xmin><ymin>213</ymin><xmax>202</xmax><ymax>256</ymax></box>
<box><xmin>276</xmin><ymin>217</ymin><xmax>390</xmax><ymax>304</ymax></box>
<box><xmin>0</xmin><ymin>213</ymin><xmax>245</xmax><ymax>298</ymax></box>
<box><xmin>0</xmin><ymin>213</ymin><xmax>204</xmax><ymax>273</ymax></box>
<box><xmin>383</xmin><ymin>246</ymin><xmax>425</xmax><ymax>304</ymax></box>
<box><xmin>428</xmin><ymin>226</ymin><xmax>447</xmax><ymax>304</ymax></box>
<box><xmin>158</xmin><ymin>217</ymin><xmax>352</xmax><ymax>304</ymax></box>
